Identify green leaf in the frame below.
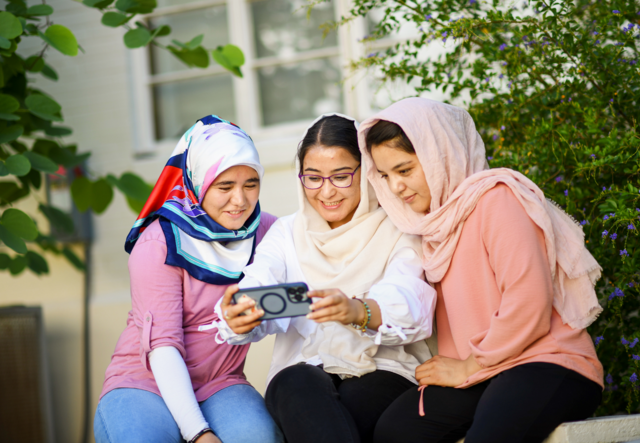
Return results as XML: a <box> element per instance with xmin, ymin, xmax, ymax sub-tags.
<box><xmin>0</xmin><ymin>224</ymin><xmax>26</xmax><ymax>253</ymax></box>
<box><xmin>25</xmin><ymin>55</ymin><xmax>45</xmax><ymax>72</ymax></box>
<box><xmin>26</xmin><ymin>250</ymin><xmax>48</xmax><ymax>275</ymax></box>
<box><xmin>126</xmin><ymin>195</ymin><xmax>145</xmax><ymax>213</ymax></box>
<box><xmin>0</xmin><ymin>93</ymin><xmax>19</xmax><ymax>114</ymax></box>
<box><xmin>5</xmin><ymin>154</ymin><xmax>31</xmax><ymax>176</ymax></box>
<box><xmin>91</xmin><ymin>178</ymin><xmax>114</xmax><ymax>214</ymax></box>
<box><xmin>8</xmin><ymin>254</ymin><xmax>27</xmax><ymax>275</ymax></box>
<box><xmin>44</xmin><ymin>126</ymin><xmax>72</xmax><ymax>136</ymax></box>
<box><xmin>83</xmin><ymin>0</ymin><xmax>115</xmax><ymax>9</ymax></box>
<box><xmin>169</xmin><ymin>46</ymin><xmax>209</xmax><ymax>68</ymax></box>
<box><xmin>124</xmin><ymin>27</ymin><xmax>151</xmax><ymax>48</ymax></box>
<box><xmin>116</xmin><ymin>172</ymin><xmax>152</xmax><ymax>201</ymax></box>
<box><xmin>0</xmin><ymin>113</ymin><xmax>20</xmax><ymax>121</ymax></box>
<box><xmin>115</xmin><ymin>0</ymin><xmax>156</xmax><ymax>14</ymax></box>
<box><xmin>62</xmin><ymin>246</ymin><xmax>84</xmax><ymax>270</ymax></box>
<box><xmin>41</xmin><ymin>63</ymin><xmax>58</xmax><ymax>81</ymax></box>
<box><xmin>70</xmin><ymin>176</ymin><xmax>92</xmax><ymax>212</ymax></box>
<box><xmin>0</xmin><ymin>124</ymin><xmax>23</xmax><ymax>143</ymax></box>
<box><xmin>101</xmin><ymin>11</ymin><xmax>129</xmax><ymax>27</ymax></box>
<box><xmin>155</xmin><ymin>25</ymin><xmax>170</xmax><ymax>37</ymax></box>
<box><xmin>49</xmin><ymin>148</ymin><xmax>89</xmax><ymax>168</ymax></box>
<box><xmin>39</xmin><ymin>203</ymin><xmax>74</xmax><ymax>234</ymax></box>
<box><xmin>184</xmin><ymin>34</ymin><xmax>203</xmax><ymax>50</ymax></box>
<box><xmin>0</xmin><ymin>252</ymin><xmax>10</xmax><ymax>269</ymax></box>
<box><xmin>0</xmin><ymin>161</ymin><xmax>7</xmax><ymax>177</ymax></box>
<box><xmin>40</xmin><ymin>25</ymin><xmax>78</xmax><ymax>57</ymax></box>
<box><xmin>23</xmin><ymin>151</ymin><xmax>58</xmax><ymax>174</ymax></box>
<box><xmin>1</xmin><ymin>208</ymin><xmax>38</xmax><ymax>240</ymax></box>
<box><xmin>25</xmin><ymin>94</ymin><xmax>63</xmax><ymax>121</ymax></box>
<box><xmin>0</xmin><ymin>36</ymin><xmax>11</xmax><ymax>50</ymax></box>
<box><xmin>0</xmin><ymin>12</ymin><xmax>22</xmax><ymax>40</ymax></box>
<box><xmin>212</xmin><ymin>45</ymin><xmax>243</xmax><ymax>77</ymax></box>
<box><xmin>26</xmin><ymin>4</ymin><xmax>53</xmax><ymax>16</ymax></box>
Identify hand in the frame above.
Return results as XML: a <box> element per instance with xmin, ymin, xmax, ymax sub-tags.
<box><xmin>306</xmin><ymin>289</ymin><xmax>365</xmax><ymax>325</ymax></box>
<box><xmin>415</xmin><ymin>354</ymin><xmax>483</xmax><ymax>387</ymax></box>
<box><xmin>220</xmin><ymin>284</ymin><xmax>264</xmax><ymax>335</ymax></box>
<box><xmin>195</xmin><ymin>431</ymin><xmax>221</xmax><ymax>443</ymax></box>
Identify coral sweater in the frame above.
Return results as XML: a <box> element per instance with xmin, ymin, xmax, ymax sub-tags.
<box><xmin>435</xmin><ymin>185</ymin><xmax>603</xmax><ymax>389</ymax></box>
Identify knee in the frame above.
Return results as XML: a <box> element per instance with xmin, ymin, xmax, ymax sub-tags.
<box><xmin>267</xmin><ymin>364</ymin><xmax>326</xmax><ymax>399</ymax></box>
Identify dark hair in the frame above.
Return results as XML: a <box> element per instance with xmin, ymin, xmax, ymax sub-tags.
<box><xmin>297</xmin><ymin>115</ymin><xmax>360</xmax><ymax>173</ymax></box>
<box><xmin>365</xmin><ymin>120</ymin><xmax>415</xmax><ymax>155</ymax></box>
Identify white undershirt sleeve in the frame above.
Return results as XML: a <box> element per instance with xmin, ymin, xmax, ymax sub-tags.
<box><xmin>148</xmin><ymin>346</ymin><xmax>209</xmax><ymax>442</ymax></box>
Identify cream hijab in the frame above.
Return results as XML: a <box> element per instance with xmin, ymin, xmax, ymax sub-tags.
<box><xmin>292</xmin><ymin>113</ymin><xmax>423</xmax><ymax>377</ymax></box>
<box><xmin>358</xmin><ymin>98</ymin><xmax>602</xmax><ymax>330</ymax></box>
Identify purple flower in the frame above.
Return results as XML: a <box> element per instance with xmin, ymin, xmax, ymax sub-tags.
<box><xmin>613</xmin><ymin>10</ymin><xmax>620</xmax><ymax>14</ymax></box>
<box><xmin>499</xmin><ymin>73</ymin><xmax>504</xmax><ymax>79</ymax></box>
<box><xmin>367</xmin><ymin>52</ymin><xmax>378</xmax><ymax>58</ymax></box>
<box><xmin>555</xmin><ymin>176</ymin><xmax>563</xmax><ymax>182</ymax></box>
<box><xmin>631</xmin><ymin>373</ymin><xmax>638</xmax><ymax>383</ymax></box>
<box><xmin>595</xmin><ymin>40</ymin><xmax>601</xmax><ymax>45</ymax></box>
<box><xmin>502</xmin><ymin>61</ymin><xmax>508</xmax><ymax>66</ymax></box>
<box><xmin>470</xmin><ymin>0</ymin><xmax>477</xmax><ymax>4</ymax></box>
<box><xmin>501</xmin><ymin>125</ymin><xmax>505</xmax><ymax>130</ymax></box>
<box><xmin>564</xmin><ymin>190</ymin><xmax>568</xmax><ymax>197</ymax></box>
<box><xmin>499</xmin><ymin>43</ymin><xmax>507</xmax><ymax>51</ymax></box>
<box><xmin>631</xmin><ymin>338</ymin><xmax>639</xmax><ymax>348</ymax></box>
<box><xmin>623</xmin><ymin>337</ymin><xmax>630</xmax><ymax>346</ymax></box>
<box><xmin>606</xmin><ymin>373</ymin><xmax>613</xmax><ymax>384</ymax></box>
<box><xmin>596</xmin><ymin>336</ymin><xmax>604</xmax><ymax>346</ymax></box>
<box><xmin>629</xmin><ymin>224</ymin><xmax>636</xmax><ymax>230</ymax></box>
<box><xmin>493</xmin><ymin>134</ymin><xmax>499</xmax><ymax>141</ymax></box>
<box><xmin>485</xmin><ymin>77</ymin><xmax>490</xmax><ymax>82</ymax></box>
<box><xmin>611</xmin><ymin>233</ymin><xmax>618</xmax><ymax>240</ymax></box>
<box><xmin>609</xmin><ymin>287</ymin><xmax>625</xmax><ymax>300</ymax></box>
<box><xmin>425</xmin><ymin>14</ymin><xmax>433</xmax><ymax>20</ymax></box>
<box><xmin>442</xmin><ymin>31</ymin><xmax>448</xmax><ymax>37</ymax></box>
<box><xmin>487</xmin><ymin>156</ymin><xmax>493</xmax><ymax>160</ymax></box>
<box><xmin>593</xmin><ymin>31</ymin><xmax>598</xmax><ymax>35</ymax></box>
<box><xmin>610</xmin><ymin>98</ymin><xmax>614</xmax><ymax>102</ymax></box>
<box><xmin>603</xmin><ymin>186</ymin><xmax>607</xmax><ymax>191</ymax></box>
<box><xmin>580</xmin><ymin>220</ymin><xmax>587</xmax><ymax>226</ymax></box>
<box><xmin>568</xmin><ymin>97</ymin><xmax>572</xmax><ymax>102</ymax></box>
<box><xmin>604</xmin><ymin>215</ymin><xmax>609</xmax><ymax>220</ymax></box>
<box><xmin>634</xmin><ymin>355</ymin><xmax>640</xmax><ymax>360</ymax></box>
<box><xmin>621</xmin><ymin>249</ymin><xmax>628</xmax><ymax>256</ymax></box>
<box><xmin>591</xmin><ymin>154</ymin><xmax>596</xmax><ymax>158</ymax></box>
<box><xmin>602</xmin><ymin>230</ymin><xmax>609</xmax><ymax>237</ymax></box>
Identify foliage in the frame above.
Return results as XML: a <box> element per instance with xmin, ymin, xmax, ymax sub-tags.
<box><xmin>0</xmin><ymin>0</ymin><xmax>245</xmax><ymax>276</ymax></box>
<box><xmin>337</xmin><ymin>0</ymin><xmax>640</xmax><ymax>415</ymax></box>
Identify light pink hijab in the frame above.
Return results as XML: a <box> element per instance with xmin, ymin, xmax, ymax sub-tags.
<box><xmin>358</xmin><ymin>97</ymin><xmax>602</xmax><ymax>329</ymax></box>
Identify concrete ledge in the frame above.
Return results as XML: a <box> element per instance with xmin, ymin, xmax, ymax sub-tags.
<box><xmin>456</xmin><ymin>414</ymin><xmax>640</xmax><ymax>443</ymax></box>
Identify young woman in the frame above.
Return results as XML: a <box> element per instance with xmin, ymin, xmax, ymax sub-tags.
<box><xmin>357</xmin><ymin>98</ymin><xmax>604</xmax><ymax>443</ymax></box>
<box><xmin>214</xmin><ymin>114</ymin><xmax>436</xmax><ymax>443</ymax></box>
<box><xmin>94</xmin><ymin>116</ymin><xmax>282</xmax><ymax>443</ymax></box>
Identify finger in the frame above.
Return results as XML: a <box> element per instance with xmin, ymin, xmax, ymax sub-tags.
<box><xmin>307</xmin><ymin>306</ymin><xmax>344</xmax><ymax>322</ymax></box>
<box><xmin>309</xmin><ymin>295</ymin><xmax>343</xmax><ymax>311</ymax></box>
<box><xmin>224</xmin><ymin>300</ymin><xmax>257</xmax><ymax>318</ymax></box>
<box><xmin>221</xmin><ymin>284</ymin><xmax>239</xmax><ymax>307</ymax></box>
<box><xmin>232</xmin><ymin>320</ymin><xmax>263</xmax><ymax>334</ymax></box>
<box><xmin>229</xmin><ymin>309</ymin><xmax>264</xmax><ymax>327</ymax></box>
<box><xmin>418</xmin><ymin>378</ymin><xmax>430</xmax><ymax>387</ymax></box>
<box><xmin>307</xmin><ymin>289</ymin><xmax>340</xmax><ymax>299</ymax></box>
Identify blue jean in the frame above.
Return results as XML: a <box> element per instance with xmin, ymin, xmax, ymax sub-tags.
<box><xmin>94</xmin><ymin>384</ymin><xmax>284</xmax><ymax>443</ymax></box>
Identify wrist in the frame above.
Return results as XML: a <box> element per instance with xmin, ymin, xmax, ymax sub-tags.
<box><xmin>350</xmin><ymin>298</ymin><xmax>366</xmax><ymax>324</ymax></box>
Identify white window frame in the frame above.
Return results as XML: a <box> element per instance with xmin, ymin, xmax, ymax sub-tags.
<box><xmin>128</xmin><ymin>0</ymin><xmax>374</xmax><ymax>162</ymax></box>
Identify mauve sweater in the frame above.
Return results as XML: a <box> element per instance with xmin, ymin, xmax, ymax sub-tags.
<box><xmin>99</xmin><ymin>213</ymin><xmax>277</xmax><ymax>401</ymax></box>
<box><xmin>435</xmin><ymin>185</ymin><xmax>603</xmax><ymax>389</ymax></box>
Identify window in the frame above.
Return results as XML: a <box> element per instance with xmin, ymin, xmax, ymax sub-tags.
<box><xmin>143</xmin><ymin>0</ymin><xmax>345</xmax><ymax>144</ymax></box>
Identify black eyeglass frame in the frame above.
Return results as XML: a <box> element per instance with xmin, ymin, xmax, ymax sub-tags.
<box><xmin>298</xmin><ymin>164</ymin><xmax>361</xmax><ymax>190</ymax></box>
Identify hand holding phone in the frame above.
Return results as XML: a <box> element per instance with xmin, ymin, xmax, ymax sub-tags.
<box><xmin>220</xmin><ymin>285</ymin><xmax>265</xmax><ymax>335</ymax></box>
<box><xmin>231</xmin><ymin>283</ymin><xmax>311</xmax><ymax>321</ymax></box>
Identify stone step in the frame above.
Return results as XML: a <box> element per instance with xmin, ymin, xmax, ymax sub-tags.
<box><xmin>456</xmin><ymin>414</ymin><xmax>640</xmax><ymax>443</ymax></box>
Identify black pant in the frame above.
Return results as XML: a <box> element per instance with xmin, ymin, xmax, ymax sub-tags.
<box><xmin>374</xmin><ymin>363</ymin><xmax>602</xmax><ymax>443</ymax></box>
<box><xmin>265</xmin><ymin>364</ymin><xmax>415</xmax><ymax>443</ymax></box>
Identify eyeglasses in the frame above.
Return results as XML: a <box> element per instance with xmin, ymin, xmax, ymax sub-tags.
<box><xmin>298</xmin><ymin>164</ymin><xmax>361</xmax><ymax>190</ymax></box>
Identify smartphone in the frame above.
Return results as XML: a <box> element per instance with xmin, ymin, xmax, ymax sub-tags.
<box><xmin>232</xmin><ymin>282</ymin><xmax>311</xmax><ymax>320</ymax></box>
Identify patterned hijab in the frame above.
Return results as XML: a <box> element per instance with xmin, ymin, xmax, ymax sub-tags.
<box><xmin>124</xmin><ymin>115</ymin><xmax>264</xmax><ymax>285</ymax></box>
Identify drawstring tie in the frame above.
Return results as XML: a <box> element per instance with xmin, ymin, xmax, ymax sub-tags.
<box><xmin>418</xmin><ymin>385</ymin><xmax>427</xmax><ymax>417</ymax></box>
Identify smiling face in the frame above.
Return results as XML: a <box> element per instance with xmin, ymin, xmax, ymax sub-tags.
<box><xmin>370</xmin><ymin>143</ymin><xmax>432</xmax><ymax>214</ymax></box>
<box><xmin>302</xmin><ymin>145</ymin><xmax>361</xmax><ymax>229</ymax></box>
<box><xmin>201</xmin><ymin>165</ymin><xmax>260</xmax><ymax>230</ymax></box>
